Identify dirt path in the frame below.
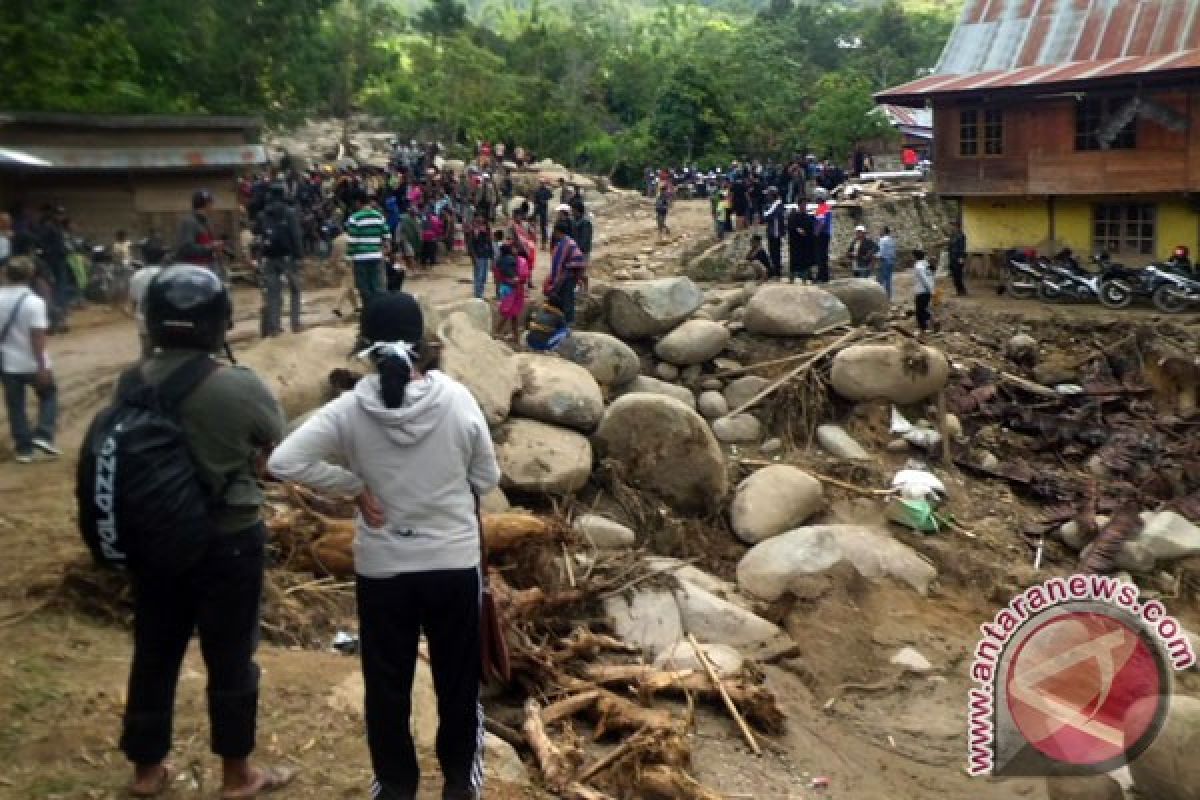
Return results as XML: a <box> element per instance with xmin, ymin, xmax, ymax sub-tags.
<box><xmin>3</xmin><ymin>193</ymin><xmax>1192</xmax><ymax>799</ymax></box>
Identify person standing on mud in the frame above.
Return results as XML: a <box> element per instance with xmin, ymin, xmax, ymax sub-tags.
<box><xmin>762</xmin><ymin>187</ymin><xmax>785</xmax><ymax>280</ymax></box>
<box><xmin>254</xmin><ymin>182</ymin><xmax>305</xmax><ymax>336</ymax></box>
<box><xmin>547</xmin><ymin>221</ymin><xmax>587</xmax><ymax>325</ymax></box>
<box><xmin>268</xmin><ymin>293</ymin><xmax>500</xmax><ymax>800</ymax></box>
<box><xmin>812</xmin><ymin>188</ymin><xmax>833</xmax><ymax>283</ymax></box>
<box><xmin>345</xmin><ymin>192</ymin><xmax>390</xmax><ymax>307</ymax></box>
<box><xmin>533</xmin><ymin>179</ymin><xmax>553</xmax><ymax>250</ymax></box>
<box><xmin>947</xmin><ymin>221</ymin><xmax>968</xmax><ymax>296</ymax></box>
<box><xmin>175</xmin><ymin>190</ymin><xmax>218</xmax><ymax>270</ymax></box>
<box><xmin>0</xmin><ymin>255</ymin><xmax>59</xmax><ymax>463</ymax></box>
<box><xmin>119</xmin><ymin>265</ymin><xmax>293</xmax><ymax>798</ymax></box>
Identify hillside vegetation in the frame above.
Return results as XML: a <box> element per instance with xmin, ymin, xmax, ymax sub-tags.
<box><xmin>0</xmin><ymin>0</ymin><xmax>954</xmax><ymax>179</ymax></box>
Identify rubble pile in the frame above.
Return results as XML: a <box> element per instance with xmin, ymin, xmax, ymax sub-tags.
<box><xmin>52</xmin><ymin>240</ymin><xmax>1200</xmax><ymax>796</ymax></box>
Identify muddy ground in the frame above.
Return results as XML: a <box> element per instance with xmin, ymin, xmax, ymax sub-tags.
<box><xmin>0</xmin><ymin>194</ymin><xmax>1197</xmax><ymax>799</ymax></box>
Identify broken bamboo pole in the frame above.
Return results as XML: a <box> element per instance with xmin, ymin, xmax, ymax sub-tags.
<box><xmin>722</xmin><ymin>329</ymin><xmax>873</xmax><ymax>419</ymax></box>
<box><xmin>738</xmin><ymin>459</ymin><xmax>896</xmax><ymax>496</ymax></box>
<box><xmin>687</xmin><ymin>634</ymin><xmax>761</xmax><ymax>756</ymax></box>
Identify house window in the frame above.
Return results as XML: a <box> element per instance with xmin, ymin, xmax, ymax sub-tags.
<box><xmin>959</xmin><ymin>109</ymin><xmax>978</xmax><ymax>156</ymax></box>
<box><xmin>1093</xmin><ymin>203</ymin><xmax>1156</xmax><ymax>257</ymax></box>
<box><xmin>983</xmin><ymin>109</ymin><xmax>1004</xmax><ymax>155</ymax></box>
<box><xmin>959</xmin><ymin>108</ymin><xmax>1002</xmax><ymax>156</ymax></box>
<box><xmin>1076</xmin><ymin>96</ymin><xmax>1137</xmax><ymax>150</ymax></box>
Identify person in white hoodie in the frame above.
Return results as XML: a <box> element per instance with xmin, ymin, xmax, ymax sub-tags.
<box><xmin>268</xmin><ymin>292</ymin><xmax>500</xmax><ymax>800</ymax></box>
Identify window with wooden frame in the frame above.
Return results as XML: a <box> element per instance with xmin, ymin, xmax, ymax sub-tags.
<box><xmin>983</xmin><ymin>108</ymin><xmax>1004</xmax><ymax>155</ymax></box>
<box><xmin>1076</xmin><ymin>96</ymin><xmax>1137</xmax><ymax>150</ymax></box>
<box><xmin>1092</xmin><ymin>203</ymin><xmax>1156</xmax><ymax>258</ymax></box>
<box><xmin>959</xmin><ymin>109</ymin><xmax>978</xmax><ymax>156</ymax></box>
<box><xmin>958</xmin><ymin>108</ymin><xmax>1002</xmax><ymax>156</ymax></box>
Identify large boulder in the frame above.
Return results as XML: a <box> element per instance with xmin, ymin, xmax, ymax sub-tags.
<box><xmin>744</xmin><ymin>285</ymin><xmax>851</xmax><ymax>336</ymax></box>
<box><xmin>654</xmin><ymin>641</ymin><xmax>744</xmax><ymax>677</ymax></box>
<box><xmin>607</xmin><ymin>277</ymin><xmax>706</xmax><ymax>338</ymax></box>
<box><xmin>238</xmin><ymin>326</ymin><xmax>356</xmax><ymax>419</ymax></box>
<box><xmin>557</xmin><ymin>331</ymin><xmax>640</xmax><ymax>386</ymax></box>
<box><xmin>712</xmin><ymin>414</ymin><xmax>762</xmax><ymax>444</ymax></box>
<box><xmin>672</xmin><ymin>580</ymin><xmax>793</xmax><ymax>658</ymax></box>
<box><xmin>604</xmin><ymin>589</ymin><xmax>683</xmax><ymax>659</ymax></box>
<box><xmin>1137</xmin><ymin>511</ymin><xmax>1200</xmax><ymax>561</ymax></box>
<box><xmin>593</xmin><ymin>394</ymin><xmax>729</xmax><ymax>512</ymax></box>
<box><xmin>737</xmin><ymin>525</ymin><xmax>937</xmax><ymax>601</ymax></box>
<box><xmin>494</xmin><ymin>419</ymin><xmax>592</xmax><ymax>494</ymax></box>
<box><xmin>697</xmin><ymin>391</ymin><xmax>729</xmax><ymax>419</ymax></box>
<box><xmin>830</xmin><ymin>343</ymin><xmax>950</xmax><ymax>405</ymax></box>
<box><xmin>436</xmin><ymin>297</ymin><xmax>493</xmax><ymax>334</ymax></box>
<box><xmin>816</xmin><ymin>424</ymin><xmax>871</xmax><ymax>460</ymax></box>
<box><xmin>824</xmin><ymin>278</ymin><xmax>890</xmax><ymax>324</ymax></box>
<box><xmin>438</xmin><ymin>312</ymin><xmax>520</xmax><ymax>426</ymax></box>
<box><xmin>1128</xmin><ymin>695</ymin><xmax>1200</xmax><ymax>800</ymax></box>
<box><xmin>731</xmin><ymin>466</ymin><xmax>824</xmax><ymax>544</ymax></box>
<box><xmin>573</xmin><ymin>514</ymin><xmax>636</xmax><ymax>549</ymax></box>
<box><xmin>654</xmin><ymin>319</ymin><xmax>731</xmax><ymax>366</ymax></box>
<box><xmin>512</xmin><ymin>354</ymin><xmax>604</xmax><ymax>432</ymax></box>
<box><xmin>614</xmin><ymin>376</ymin><xmax>696</xmax><ymax>409</ymax></box>
<box><xmin>723</xmin><ymin>376</ymin><xmax>770</xmax><ymax>411</ymax></box>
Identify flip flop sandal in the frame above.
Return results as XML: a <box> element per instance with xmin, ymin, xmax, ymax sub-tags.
<box><xmin>129</xmin><ymin>763</ymin><xmax>175</xmax><ymax>798</ymax></box>
<box><xmin>220</xmin><ymin>766</ymin><xmax>298</xmax><ymax>799</ymax></box>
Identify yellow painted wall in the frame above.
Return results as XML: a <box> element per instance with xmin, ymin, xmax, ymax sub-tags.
<box><xmin>1053</xmin><ymin>198</ymin><xmax>1096</xmax><ymax>257</ymax></box>
<box><xmin>961</xmin><ymin>197</ymin><xmax>1050</xmax><ymax>251</ymax></box>
<box><xmin>963</xmin><ymin>195</ymin><xmax>1199</xmax><ymax>264</ymax></box>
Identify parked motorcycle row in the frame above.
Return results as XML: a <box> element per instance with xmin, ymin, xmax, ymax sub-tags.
<box><xmin>1005</xmin><ymin>247</ymin><xmax>1200</xmax><ymax>313</ymax></box>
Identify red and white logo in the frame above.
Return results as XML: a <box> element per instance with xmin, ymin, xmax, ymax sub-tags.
<box><xmin>968</xmin><ymin>577</ymin><xmax>1192</xmax><ymax>777</ymax></box>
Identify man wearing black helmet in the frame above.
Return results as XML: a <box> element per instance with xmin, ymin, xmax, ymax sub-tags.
<box><xmin>254</xmin><ymin>183</ymin><xmax>304</xmax><ymax>336</ymax></box>
<box><xmin>119</xmin><ymin>265</ymin><xmax>292</xmax><ymax>799</ymax></box>
<box><xmin>175</xmin><ymin>190</ymin><xmax>218</xmax><ymax>270</ymax></box>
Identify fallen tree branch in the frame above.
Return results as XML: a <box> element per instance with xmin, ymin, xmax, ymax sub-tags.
<box><xmin>542</xmin><ymin>690</ymin><xmax>602</xmax><ymax>725</ymax></box>
<box><xmin>638</xmin><ymin>765</ymin><xmax>725</xmax><ymax>800</ymax></box>
<box><xmin>523</xmin><ymin>698</ymin><xmax>582</xmax><ymax>791</ymax></box>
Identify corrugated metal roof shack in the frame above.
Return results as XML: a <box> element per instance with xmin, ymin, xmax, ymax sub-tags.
<box><xmin>0</xmin><ymin>112</ymin><xmax>267</xmax><ymax>242</ymax></box>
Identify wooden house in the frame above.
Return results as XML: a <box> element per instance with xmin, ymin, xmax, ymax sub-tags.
<box><xmin>876</xmin><ymin>0</ymin><xmax>1200</xmax><ymax>266</ymax></box>
<box><xmin>0</xmin><ymin>112</ymin><xmax>266</xmax><ymax>242</ymax></box>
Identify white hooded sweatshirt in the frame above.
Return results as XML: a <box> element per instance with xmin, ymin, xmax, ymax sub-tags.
<box><xmin>268</xmin><ymin>371</ymin><xmax>500</xmax><ymax>577</ymax></box>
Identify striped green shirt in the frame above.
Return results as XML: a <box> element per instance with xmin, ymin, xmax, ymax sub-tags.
<box><xmin>345</xmin><ymin>207</ymin><xmax>389</xmax><ymax>261</ymax></box>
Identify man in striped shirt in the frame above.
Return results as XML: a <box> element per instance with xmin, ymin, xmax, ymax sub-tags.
<box><xmin>546</xmin><ymin>221</ymin><xmax>587</xmax><ymax>326</ymax></box>
<box><xmin>345</xmin><ymin>192</ymin><xmax>390</xmax><ymax>307</ymax></box>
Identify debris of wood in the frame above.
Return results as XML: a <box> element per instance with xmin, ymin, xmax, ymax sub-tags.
<box><xmin>524</xmin><ymin>698</ymin><xmax>583</xmax><ymax>791</ymax></box>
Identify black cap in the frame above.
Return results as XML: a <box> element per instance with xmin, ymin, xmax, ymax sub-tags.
<box><xmin>361</xmin><ymin>292</ymin><xmax>423</xmax><ymax>346</ymax></box>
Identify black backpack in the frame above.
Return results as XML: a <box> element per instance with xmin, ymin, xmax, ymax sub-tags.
<box><xmin>260</xmin><ymin>207</ymin><xmax>292</xmax><ymax>258</ymax></box>
<box><xmin>76</xmin><ymin>356</ymin><xmax>219</xmax><ymax>576</ymax></box>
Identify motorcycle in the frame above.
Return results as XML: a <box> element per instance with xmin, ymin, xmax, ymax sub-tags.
<box><xmin>1150</xmin><ymin>267</ymin><xmax>1200</xmax><ymax>313</ymax></box>
<box><xmin>1098</xmin><ymin>252</ymin><xmax>1199</xmax><ymax>311</ymax></box>
<box><xmin>1004</xmin><ymin>251</ymin><xmax>1047</xmax><ymax>299</ymax></box>
<box><xmin>1037</xmin><ymin>254</ymin><xmax>1104</xmax><ymax>304</ymax></box>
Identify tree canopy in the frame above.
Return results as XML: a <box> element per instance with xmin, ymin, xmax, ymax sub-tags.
<box><xmin>0</xmin><ymin>0</ymin><xmax>953</xmax><ymax>181</ymax></box>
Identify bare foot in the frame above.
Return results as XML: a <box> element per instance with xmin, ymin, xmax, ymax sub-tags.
<box><xmin>129</xmin><ymin>762</ymin><xmax>173</xmax><ymax>798</ymax></box>
<box><xmin>221</xmin><ymin>765</ymin><xmax>298</xmax><ymax>799</ymax></box>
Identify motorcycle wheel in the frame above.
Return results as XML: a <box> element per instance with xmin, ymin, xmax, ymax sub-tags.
<box><xmin>1006</xmin><ymin>275</ymin><xmax>1038</xmax><ymax>299</ymax></box>
<box><xmin>1038</xmin><ymin>282</ymin><xmax>1062</xmax><ymax>302</ymax></box>
<box><xmin>1098</xmin><ymin>279</ymin><xmax>1134</xmax><ymax>310</ymax></box>
<box><xmin>1152</xmin><ymin>284</ymin><xmax>1190</xmax><ymax>314</ymax></box>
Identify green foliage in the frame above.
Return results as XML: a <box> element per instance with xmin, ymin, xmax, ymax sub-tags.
<box><xmin>803</xmin><ymin>73</ymin><xmax>899</xmax><ymax>161</ymax></box>
<box><xmin>0</xmin><ymin>0</ymin><xmax>955</xmax><ymax>173</ymax></box>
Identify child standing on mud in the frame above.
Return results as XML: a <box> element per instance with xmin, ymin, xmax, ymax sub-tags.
<box><xmin>493</xmin><ymin>239</ymin><xmax>529</xmax><ymax>343</ymax></box>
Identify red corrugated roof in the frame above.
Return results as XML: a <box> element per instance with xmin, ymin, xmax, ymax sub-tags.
<box><xmin>877</xmin><ymin>0</ymin><xmax>1200</xmax><ymax>104</ymax></box>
